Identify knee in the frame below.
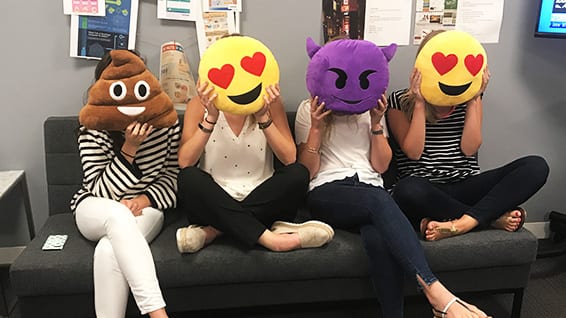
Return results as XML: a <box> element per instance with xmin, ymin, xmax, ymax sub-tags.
<box><xmin>291</xmin><ymin>163</ymin><xmax>310</xmax><ymax>184</ymax></box>
<box><xmin>392</xmin><ymin>177</ymin><xmax>430</xmax><ymax>204</ymax></box>
<box><xmin>177</xmin><ymin>166</ymin><xmax>203</xmax><ymax>189</ymax></box>
<box><xmin>282</xmin><ymin>163</ymin><xmax>310</xmax><ymax>189</ymax></box>
<box><xmin>522</xmin><ymin>155</ymin><xmax>550</xmax><ymax>185</ymax></box>
<box><xmin>94</xmin><ymin>237</ymin><xmax>115</xmax><ymax>261</ymax></box>
<box><xmin>106</xmin><ymin>209</ymin><xmax>136</xmax><ymax>230</ymax></box>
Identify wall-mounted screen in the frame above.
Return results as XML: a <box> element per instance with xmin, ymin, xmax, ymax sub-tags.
<box><xmin>535</xmin><ymin>0</ymin><xmax>566</xmax><ymax>38</ymax></box>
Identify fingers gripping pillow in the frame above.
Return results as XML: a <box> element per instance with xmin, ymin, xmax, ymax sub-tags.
<box><xmin>415</xmin><ymin>30</ymin><xmax>487</xmax><ymax>106</ymax></box>
<box><xmin>198</xmin><ymin>36</ymin><xmax>280</xmax><ymax>115</ymax></box>
<box><xmin>306</xmin><ymin>37</ymin><xmax>397</xmax><ymax>114</ymax></box>
<box><xmin>79</xmin><ymin>50</ymin><xmax>177</xmax><ymax>131</ymax></box>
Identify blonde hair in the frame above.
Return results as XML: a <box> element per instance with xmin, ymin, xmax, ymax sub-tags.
<box><xmin>399</xmin><ymin>29</ymin><xmax>446</xmax><ymax>124</ymax></box>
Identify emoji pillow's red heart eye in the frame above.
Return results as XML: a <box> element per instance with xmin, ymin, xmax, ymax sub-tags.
<box><xmin>464</xmin><ymin>54</ymin><xmax>484</xmax><ymax>76</ymax></box>
<box><xmin>208</xmin><ymin>64</ymin><xmax>235</xmax><ymax>89</ymax></box>
<box><xmin>431</xmin><ymin>52</ymin><xmax>458</xmax><ymax>75</ymax></box>
<box><xmin>241</xmin><ymin>52</ymin><xmax>266</xmax><ymax>76</ymax></box>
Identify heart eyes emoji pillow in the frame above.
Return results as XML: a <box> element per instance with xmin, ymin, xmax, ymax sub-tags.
<box><xmin>415</xmin><ymin>30</ymin><xmax>487</xmax><ymax>107</ymax></box>
<box><xmin>79</xmin><ymin>50</ymin><xmax>177</xmax><ymax>131</ymax></box>
<box><xmin>198</xmin><ymin>35</ymin><xmax>280</xmax><ymax>115</ymax></box>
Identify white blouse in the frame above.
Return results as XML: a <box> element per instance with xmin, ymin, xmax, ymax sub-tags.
<box><xmin>199</xmin><ymin>112</ymin><xmax>274</xmax><ymax>201</ymax></box>
<box><xmin>294</xmin><ymin>99</ymin><xmax>387</xmax><ymax>191</ymax></box>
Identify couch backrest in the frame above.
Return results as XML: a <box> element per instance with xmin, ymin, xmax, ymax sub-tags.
<box><xmin>43</xmin><ymin>112</ymin><xmax>298</xmax><ymax>215</ymax></box>
<box><xmin>44</xmin><ymin>116</ymin><xmax>83</xmax><ymax>215</ymax></box>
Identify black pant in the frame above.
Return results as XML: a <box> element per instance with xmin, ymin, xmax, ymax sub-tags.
<box><xmin>392</xmin><ymin>155</ymin><xmax>549</xmax><ymax>229</ymax></box>
<box><xmin>177</xmin><ymin>163</ymin><xmax>309</xmax><ymax>247</ymax></box>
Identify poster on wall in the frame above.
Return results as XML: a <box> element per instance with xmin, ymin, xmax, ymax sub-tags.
<box><xmin>363</xmin><ymin>0</ymin><xmax>411</xmax><ymax>45</ymax></box>
<box><xmin>322</xmin><ymin>0</ymin><xmax>411</xmax><ymax>45</ymax></box>
<box><xmin>69</xmin><ymin>0</ymin><xmax>139</xmax><ymax>59</ymax></box>
<box><xmin>194</xmin><ymin>0</ymin><xmax>240</xmax><ymax>57</ymax></box>
<box><xmin>321</xmin><ymin>0</ymin><xmax>504</xmax><ymax>46</ymax></box>
<box><xmin>159</xmin><ymin>41</ymin><xmax>198</xmax><ymax>111</ymax></box>
<box><xmin>157</xmin><ymin>0</ymin><xmax>201</xmax><ymax>21</ymax></box>
<box><xmin>202</xmin><ymin>0</ymin><xmax>242</xmax><ymax>12</ymax></box>
<box><xmin>413</xmin><ymin>0</ymin><xmax>504</xmax><ymax>44</ymax></box>
<box><xmin>196</xmin><ymin>11</ymin><xmax>237</xmax><ymax>56</ymax></box>
<box><xmin>63</xmin><ymin>0</ymin><xmax>106</xmax><ymax>16</ymax></box>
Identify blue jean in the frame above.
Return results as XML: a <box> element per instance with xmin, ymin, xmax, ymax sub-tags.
<box><xmin>392</xmin><ymin>155</ymin><xmax>549</xmax><ymax>228</ymax></box>
<box><xmin>307</xmin><ymin>175</ymin><xmax>437</xmax><ymax>318</ymax></box>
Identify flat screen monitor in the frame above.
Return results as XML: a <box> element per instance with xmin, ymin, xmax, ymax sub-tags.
<box><xmin>535</xmin><ymin>0</ymin><xmax>566</xmax><ymax>38</ymax></box>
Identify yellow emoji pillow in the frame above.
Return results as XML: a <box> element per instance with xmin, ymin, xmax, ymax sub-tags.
<box><xmin>415</xmin><ymin>30</ymin><xmax>487</xmax><ymax>106</ymax></box>
<box><xmin>198</xmin><ymin>35</ymin><xmax>280</xmax><ymax>115</ymax></box>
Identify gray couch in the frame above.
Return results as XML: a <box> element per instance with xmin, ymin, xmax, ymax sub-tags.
<box><xmin>10</xmin><ymin>113</ymin><xmax>538</xmax><ymax>317</ymax></box>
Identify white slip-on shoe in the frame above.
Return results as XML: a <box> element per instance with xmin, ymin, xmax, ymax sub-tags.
<box><xmin>271</xmin><ymin>220</ymin><xmax>335</xmax><ymax>248</ymax></box>
<box><xmin>176</xmin><ymin>225</ymin><xmax>206</xmax><ymax>253</ymax></box>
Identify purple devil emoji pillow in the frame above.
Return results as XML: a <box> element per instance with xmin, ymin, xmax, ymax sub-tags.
<box><xmin>306</xmin><ymin>37</ymin><xmax>397</xmax><ymax>114</ymax></box>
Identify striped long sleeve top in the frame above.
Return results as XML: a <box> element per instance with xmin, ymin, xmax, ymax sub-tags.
<box><xmin>70</xmin><ymin>121</ymin><xmax>181</xmax><ymax>212</ymax></box>
<box><xmin>388</xmin><ymin>89</ymin><xmax>480</xmax><ymax>183</ymax></box>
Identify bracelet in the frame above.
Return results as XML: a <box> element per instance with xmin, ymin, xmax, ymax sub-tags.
<box><xmin>371</xmin><ymin>129</ymin><xmax>384</xmax><ymax>135</ymax></box>
<box><xmin>305</xmin><ymin>146</ymin><xmax>320</xmax><ymax>154</ymax></box>
<box><xmin>205</xmin><ymin>117</ymin><xmax>216</xmax><ymax>125</ymax></box>
<box><xmin>258</xmin><ymin>117</ymin><xmax>273</xmax><ymax>130</ymax></box>
<box><xmin>198</xmin><ymin>122</ymin><xmax>213</xmax><ymax>134</ymax></box>
<box><xmin>120</xmin><ymin>150</ymin><xmax>135</xmax><ymax>158</ymax></box>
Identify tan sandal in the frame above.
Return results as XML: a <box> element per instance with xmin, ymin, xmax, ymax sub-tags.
<box><xmin>429</xmin><ymin>221</ymin><xmax>459</xmax><ymax>241</ymax></box>
<box><xmin>493</xmin><ymin>207</ymin><xmax>526</xmax><ymax>232</ymax></box>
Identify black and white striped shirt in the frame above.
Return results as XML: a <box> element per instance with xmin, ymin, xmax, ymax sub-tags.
<box><xmin>388</xmin><ymin>89</ymin><xmax>479</xmax><ymax>183</ymax></box>
<box><xmin>70</xmin><ymin>121</ymin><xmax>181</xmax><ymax>211</ymax></box>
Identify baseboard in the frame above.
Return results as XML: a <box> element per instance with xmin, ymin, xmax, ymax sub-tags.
<box><xmin>523</xmin><ymin>221</ymin><xmax>550</xmax><ymax>239</ymax></box>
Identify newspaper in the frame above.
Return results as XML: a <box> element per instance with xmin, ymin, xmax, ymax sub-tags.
<box><xmin>159</xmin><ymin>41</ymin><xmax>198</xmax><ymax>111</ymax></box>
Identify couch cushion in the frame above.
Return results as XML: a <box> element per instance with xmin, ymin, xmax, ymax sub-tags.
<box><xmin>421</xmin><ymin>227</ymin><xmax>538</xmax><ymax>271</ymax></box>
<box><xmin>11</xmin><ymin>209</ymin><xmax>537</xmax><ymax>297</ymax></box>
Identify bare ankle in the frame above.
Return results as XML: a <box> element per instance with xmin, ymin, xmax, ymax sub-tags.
<box><xmin>148</xmin><ymin>308</ymin><xmax>168</xmax><ymax>318</ymax></box>
<box><xmin>452</xmin><ymin>214</ymin><xmax>479</xmax><ymax>233</ymax></box>
<box><xmin>202</xmin><ymin>226</ymin><xmax>220</xmax><ymax>244</ymax></box>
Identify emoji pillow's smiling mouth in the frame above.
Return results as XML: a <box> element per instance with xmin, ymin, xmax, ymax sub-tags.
<box><xmin>438</xmin><ymin>81</ymin><xmax>472</xmax><ymax>96</ymax></box>
<box><xmin>228</xmin><ymin>83</ymin><xmax>262</xmax><ymax>105</ymax></box>
<box><xmin>118</xmin><ymin>106</ymin><xmax>146</xmax><ymax>116</ymax></box>
<box><xmin>334</xmin><ymin>95</ymin><xmax>373</xmax><ymax>105</ymax></box>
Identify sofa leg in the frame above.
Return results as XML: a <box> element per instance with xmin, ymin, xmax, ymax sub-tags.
<box><xmin>511</xmin><ymin>288</ymin><xmax>524</xmax><ymax>318</ymax></box>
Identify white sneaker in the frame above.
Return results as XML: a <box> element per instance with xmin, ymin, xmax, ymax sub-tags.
<box><xmin>176</xmin><ymin>225</ymin><xmax>206</xmax><ymax>253</ymax></box>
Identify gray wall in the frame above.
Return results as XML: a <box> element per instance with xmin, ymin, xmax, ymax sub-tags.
<box><xmin>0</xmin><ymin>0</ymin><xmax>564</xmax><ymax>244</ymax></box>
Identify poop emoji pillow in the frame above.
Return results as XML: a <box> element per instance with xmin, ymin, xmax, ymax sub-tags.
<box><xmin>198</xmin><ymin>36</ymin><xmax>279</xmax><ymax>115</ymax></box>
<box><xmin>415</xmin><ymin>30</ymin><xmax>487</xmax><ymax>106</ymax></box>
<box><xmin>306</xmin><ymin>38</ymin><xmax>397</xmax><ymax>114</ymax></box>
<box><xmin>79</xmin><ymin>50</ymin><xmax>177</xmax><ymax>131</ymax></box>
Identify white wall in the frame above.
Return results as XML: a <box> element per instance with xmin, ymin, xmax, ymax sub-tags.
<box><xmin>0</xmin><ymin>0</ymin><xmax>564</xmax><ymax>244</ymax></box>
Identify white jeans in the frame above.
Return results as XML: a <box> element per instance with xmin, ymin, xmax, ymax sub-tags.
<box><xmin>75</xmin><ymin>197</ymin><xmax>166</xmax><ymax>317</ymax></box>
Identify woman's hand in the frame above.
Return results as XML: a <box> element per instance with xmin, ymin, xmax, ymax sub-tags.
<box><xmin>409</xmin><ymin>68</ymin><xmax>426</xmax><ymax>106</ymax></box>
<box><xmin>254</xmin><ymin>84</ymin><xmax>281</xmax><ymax>122</ymax></box>
<box><xmin>370</xmin><ymin>93</ymin><xmax>388</xmax><ymax>127</ymax></box>
<box><xmin>477</xmin><ymin>66</ymin><xmax>491</xmax><ymax>97</ymax></box>
<box><xmin>120</xmin><ymin>194</ymin><xmax>151</xmax><ymax>216</ymax></box>
<box><xmin>123</xmin><ymin>122</ymin><xmax>153</xmax><ymax>151</ymax></box>
<box><xmin>309</xmin><ymin>96</ymin><xmax>331</xmax><ymax>131</ymax></box>
<box><xmin>468</xmin><ymin>66</ymin><xmax>491</xmax><ymax>105</ymax></box>
<box><xmin>197</xmin><ymin>80</ymin><xmax>219</xmax><ymax>122</ymax></box>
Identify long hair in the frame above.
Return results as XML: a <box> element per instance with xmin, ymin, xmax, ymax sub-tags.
<box><xmin>399</xmin><ymin>30</ymin><xmax>445</xmax><ymax>124</ymax></box>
